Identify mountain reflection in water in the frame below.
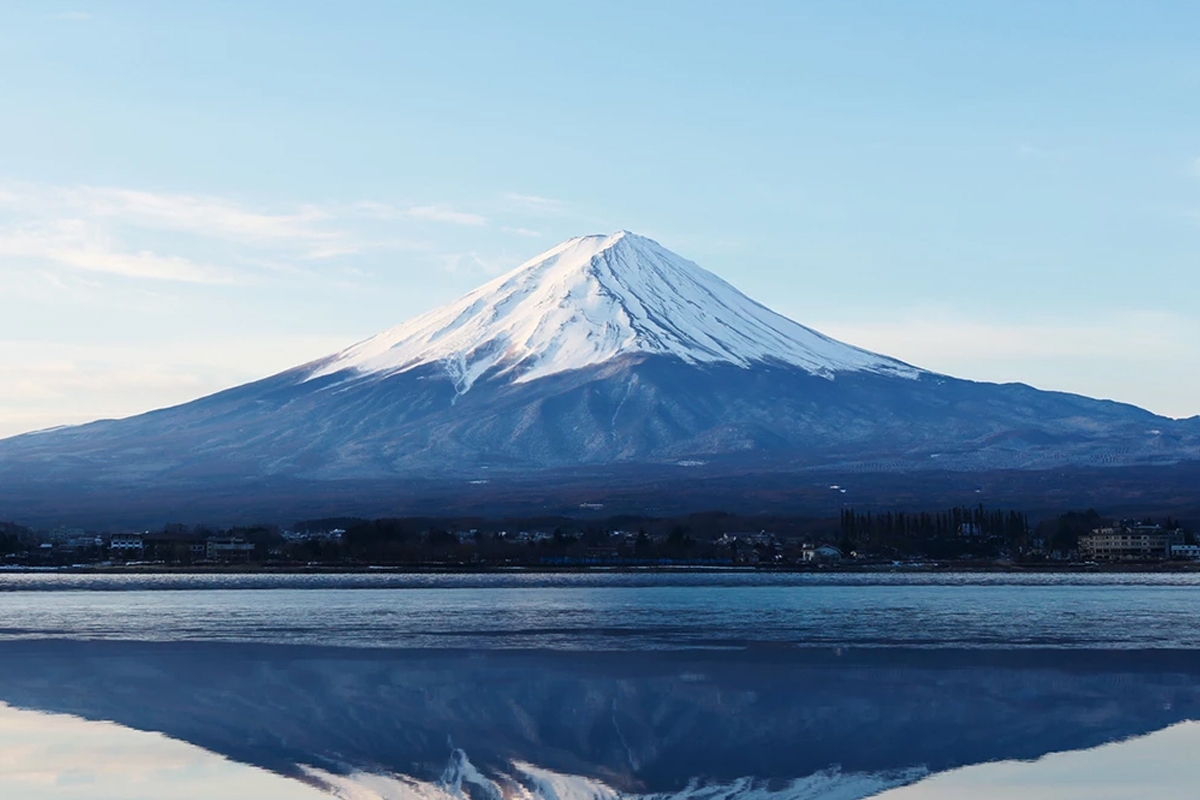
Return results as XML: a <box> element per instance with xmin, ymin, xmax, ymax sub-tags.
<box><xmin>0</xmin><ymin>702</ymin><xmax>328</xmax><ymax>799</ymax></box>
<box><xmin>0</xmin><ymin>643</ymin><xmax>1198</xmax><ymax>799</ymax></box>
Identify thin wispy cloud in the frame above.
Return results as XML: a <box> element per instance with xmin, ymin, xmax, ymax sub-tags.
<box><xmin>404</xmin><ymin>204</ymin><xmax>489</xmax><ymax>226</ymax></box>
<box><xmin>1016</xmin><ymin>144</ymin><xmax>1054</xmax><ymax>160</ymax></box>
<box><xmin>0</xmin><ymin>184</ymin><xmax>534</xmax><ymax>270</ymax></box>
<box><xmin>437</xmin><ymin>251</ymin><xmax>514</xmax><ymax>276</ymax></box>
<box><xmin>0</xmin><ymin>181</ymin><xmax>436</xmax><ymax>285</ymax></box>
<box><xmin>0</xmin><ymin>184</ymin><xmax>336</xmax><ymax>244</ymax></box>
<box><xmin>354</xmin><ymin>200</ymin><xmax>489</xmax><ymax>227</ymax></box>
<box><xmin>298</xmin><ymin>236</ymin><xmax>433</xmax><ymax>260</ymax></box>
<box><xmin>499</xmin><ymin>192</ymin><xmax>609</xmax><ymax>227</ymax></box>
<box><xmin>85</xmin><ymin>188</ymin><xmax>333</xmax><ymax>241</ymax></box>
<box><xmin>504</xmin><ymin>190</ymin><xmax>564</xmax><ymax>209</ymax></box>
<box><xmin>0</xmin><ymin>221</ymin><xmax>240</xmax><ymax>285</ymax></box>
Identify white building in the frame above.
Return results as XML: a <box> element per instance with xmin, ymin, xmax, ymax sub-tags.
<box><xmin>802</xmin><ymin>544</ymin><xmax>843</xmax><ymax>563</ymax></box>
<box><xmin>109</xmin><ymin>533</ymin><xmax>144</xmax><ymax>556</ymax></box>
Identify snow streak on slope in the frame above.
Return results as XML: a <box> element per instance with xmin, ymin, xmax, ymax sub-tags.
<box><xmin>303</xmin><ymin>751</ymin><xmax>927</xmax><ymax>800</ymax></box>
<box><xmin>310</xmin><ymin>232</ymin><xmax>919</xmax><ymax>393</ymax></box>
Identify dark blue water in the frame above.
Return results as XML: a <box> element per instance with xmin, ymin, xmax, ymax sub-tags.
<box><xmin>0</xmin><ymin>571</ymin><xmax>1196</xmax><ymax>649</ymax></box>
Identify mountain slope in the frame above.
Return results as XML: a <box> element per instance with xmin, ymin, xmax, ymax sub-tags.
<box><xmin>0</xmin><ymin>356</ymin><xmax>1189</xmax><ymax>480</ymax></box>
<box><xmin>0</xmin><ymin>230</ymin><xmax>1196</xmax><ymax>519</ymax></box>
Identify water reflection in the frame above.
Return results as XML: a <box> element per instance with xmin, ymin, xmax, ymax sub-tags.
<box><xmin>0</xmin><ymin>643</ymin><xmax>1197</xmax><ymax>799</ymax></box>
<box><xmin>0</xmin><ymin>702</ymin><xmax>328</xmax><ymax>799</ymax></box>
<box><xmin>880</xmin><ymin>720</ymin><xmax>1200</xmax><ymax>799</ymax></box>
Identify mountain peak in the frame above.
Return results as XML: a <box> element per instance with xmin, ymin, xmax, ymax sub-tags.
<box><xmin>309</xmin><ymin>231</ymin><xmax>919</xmax><ymax>393</ymax></box>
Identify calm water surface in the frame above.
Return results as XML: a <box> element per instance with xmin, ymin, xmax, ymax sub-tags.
<box><xmin>2</xmin><ymin>572</ymin><xmax>1199</xmax><ymax>798</ymax></box>
<box><xmin>0</xmin><ymin>571</ymin><xmax>1196</xmax><ymax>649</ymax></box>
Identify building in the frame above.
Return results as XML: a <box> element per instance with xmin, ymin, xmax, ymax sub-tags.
<box><xmin>43</xmin><ymin>527</ymin><xmax>86</xmax><ymax>543</ymax></box>
<box><xmin>1170</xmin><ymin>544</ymin><xmax>1200</xmax><ymax>560</ymax></box>
<box><xmin>802</xmin><ymin>544</ymin><xmax>843</xmax><ymax>563</ymax></box>
<box><xmin>1079</xmin><ymin>525</ymin><xmax>1171</xmax><ymax>561</ymax></box>
<box><xmin>143</xmin><ymin>533</ymin><xmax>205</xmax><ymax>563</ymax></box>
<box><xmin>109</xmin><ymin>533</ymin><xmax>145</xmax><ymax>558</ymax></box>
<box><xmin>61</xmin><ymin>535</ymin><xmax>104</xmax><ymax>552</ymax></box>
<box><xmin>205</xmin><ymin>537</ymin><xmax>256</xmax><ymax>562</ymax></box>
<box><xmin>718</xmin><ymin>531</ymin><xmax>778</xmax><ymax>548</ymax></box>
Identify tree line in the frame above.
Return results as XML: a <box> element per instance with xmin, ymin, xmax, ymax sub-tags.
<box><xmin>0</xmin><ymin>507</ymin><xmax>1194</xmax><ymax>567</ymax></box>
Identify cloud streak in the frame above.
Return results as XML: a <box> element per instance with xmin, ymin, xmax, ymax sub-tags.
<box><xmin>354</xmin><ymin>200</ymin><xmax>490</xmax><ymax>226</ymax></box>
<box><xmin>0</xmin><ymin>181</ymin><xmax>485</xmax><ymax>285</ymax></box>
<box><xmin>404</xmin><ymin>204</ymin><xmax>489</xmax><ymax>226</ymax></box>
<box><xmin>0</xmin><ymin>184</ymin><xmax>336</xmax><ymax>244</ymax></box>
<box><xmin>0</xmin><ymin>183</ymin><xmax>528</xmax><ymax>284</ymax></box>
<box><xmin>503</xmin><ymin>193</ymin><xmax>568</xmax><ymax>214</ymax></box>
<box><xmin>0</xmin><ymin>221</ymin><xmax>240</xmax><ymax>284</ymax></box>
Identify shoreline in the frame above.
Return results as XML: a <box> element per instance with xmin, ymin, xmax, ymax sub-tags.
<box><xmin>4</xmin><ymin>561</ymin><xmax>1200</xmax><ymax>575</ymax></box>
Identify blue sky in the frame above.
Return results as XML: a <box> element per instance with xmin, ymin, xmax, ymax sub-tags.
<box><xmin>1</xmin><ymin>1</ymin><xmax>1198</xmax><ymax>436</ymax></box>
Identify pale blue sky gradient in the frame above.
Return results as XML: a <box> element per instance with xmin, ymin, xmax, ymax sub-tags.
<box><xmin>1</xmin><ymin>1</ymin><xmax>1197</xmax><ymax>435</ymax></box>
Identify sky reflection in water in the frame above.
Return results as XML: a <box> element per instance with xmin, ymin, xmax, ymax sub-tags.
<box><xmin>882</xmin><ymin>721</ymin><xmax>1200</xmax><ymax>799</ymax></box>
<box><xmin>0</xmin><ymin>703</ymin><xmax>327</xmax><ymax>799</ymax></box>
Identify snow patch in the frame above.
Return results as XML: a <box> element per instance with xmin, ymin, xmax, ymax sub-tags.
<box><xmin>302</xmin><ymin>749</ymin><xmax>927</xmax><ymax>800</ymax></box>
<box><xmin>308</xmin><ymin>232</ymin><xmax>919</xmax><ymax>393</ymax></box>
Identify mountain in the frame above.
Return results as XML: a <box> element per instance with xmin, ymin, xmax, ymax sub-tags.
<box><xmin>0</xmin><ymin>230</ymin><xmax>1197</xmax><ymax>523</ymax></box>
<box><xmin>309</xmin><ymin>231</ymin><xmax>919</xmax><ymax>391</ymax></box>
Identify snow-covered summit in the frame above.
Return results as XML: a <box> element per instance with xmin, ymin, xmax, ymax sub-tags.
<box><xmin>309</xmin><ymin>231</ymin><xmax>920</xmax><ymax>392</ymax></box>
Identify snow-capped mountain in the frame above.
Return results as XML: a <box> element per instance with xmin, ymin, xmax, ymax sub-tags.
<box><xmin>0</xmin><ymin>230</ymin><xmax>1197</xmax><ymax>522</ymax></box>
<box><xmin>309</xmin><ymin>231</ymin><xmax>917</xmax><ymax>393</ymax></box>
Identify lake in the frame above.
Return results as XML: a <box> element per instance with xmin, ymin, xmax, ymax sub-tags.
<box><xmin>0</xmin><ymin>572</ymin><xmax>1197</xmax><ymax>798</ymax></box>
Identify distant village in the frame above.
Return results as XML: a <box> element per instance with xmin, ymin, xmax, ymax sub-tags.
<box><xmin>0</xmin><ymin>507</ymin><xmax>1195</xmax><ymax>569</ymax></box>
